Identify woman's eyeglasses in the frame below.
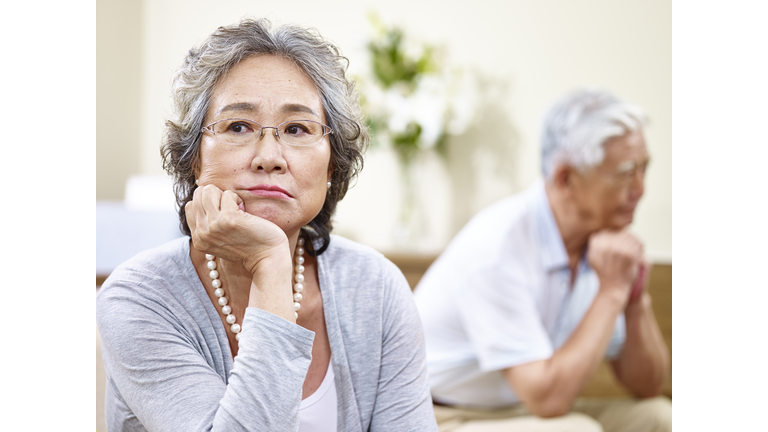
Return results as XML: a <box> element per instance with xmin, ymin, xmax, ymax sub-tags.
<box><xmin>202</xmin><ymin>118</ymin><xmax>333</xmax><ymax>147</ymax></box>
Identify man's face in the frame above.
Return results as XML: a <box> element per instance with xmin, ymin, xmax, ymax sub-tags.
<box><xmin>571</xmin><ymin>131</ymin><xmax>649</xmax><ymax>230</ymax></box>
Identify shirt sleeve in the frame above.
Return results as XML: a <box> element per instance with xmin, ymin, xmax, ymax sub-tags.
<box><xmin>368</xmin><ymin>261</ymin><xmax>439</xmax><ymax>432</ymax></box>
<box><xmin>605</xmin><ymin>313</ymin><xmax>626</xmax><ymax>360</ymax></box>
<box><xmin>96</xmin><ymin>278</ymin><xmax>315</xmax><ymax>432</ymax></box>
<box><xmin>454</xmin><ymin>266</ymin><xmax>554</xmax><ymax>372</ymax></box>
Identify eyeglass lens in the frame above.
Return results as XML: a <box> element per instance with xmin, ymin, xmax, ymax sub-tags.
<box><xmin>212</xmin><ymin>119</ymin><xmax>327</xmax><ymax>146</ymax></box>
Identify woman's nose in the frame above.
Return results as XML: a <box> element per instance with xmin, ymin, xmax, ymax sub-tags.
<box><xmin>250</xmin><ymin>129</ymin><xmax>287</xmax><ymax>173</ymax></box>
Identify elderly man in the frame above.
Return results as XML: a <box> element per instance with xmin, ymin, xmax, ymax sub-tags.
<box><xmin>414</xmin><ymin>88</ymin><xmax>671</xmax><ymax>432</ymax></box>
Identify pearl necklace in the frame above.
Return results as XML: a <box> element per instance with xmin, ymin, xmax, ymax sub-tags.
<box><xmin>206</xmin><ymin>236</ymin><xmax>306</xmax><ymax>341</ymax></box>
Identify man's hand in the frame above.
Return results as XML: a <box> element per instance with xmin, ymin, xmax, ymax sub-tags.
<box><xmin>504</xmin><ymin>230</ymin><xmax>646</xmax><ymax>418</ymax></box>
<box><xmin>629</xmin><ymin>258</ymin><xmax>650</xmax><ymax>304</ymax></box>
<box><xmin>587</xmin><ymin>230</ymin><xmax>644</xmax><ymax>306</ymax></box>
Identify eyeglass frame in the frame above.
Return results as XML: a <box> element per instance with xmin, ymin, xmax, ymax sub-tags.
<box><xmin>201</xmin><ymin>117</ymin><xmax>334</xmax><ymax>147</ymax></box>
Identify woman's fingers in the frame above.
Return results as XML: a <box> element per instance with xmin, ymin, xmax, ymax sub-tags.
<box><xmin>186</xmin><ymin>184</ymin><xmax>288</xmax><ymax>272</ymax></box>
<box><xmin>220</xmin><ymin>190</ymin><xmax>243</xmax><ymax>215</ymax></box>
<box><xmin>185</xmin><ymin>185</ymin><xmax>204</xmax><ymax>235</ymax></box>
<box><xmin>185</xmin><ymin>197</ymin><xmax>195</xmax><ymax>225</ymax></box>
<box><xmin>200</xmin><ymin>184</ymin><xmax>224</xmax><ymax>216</ymax></box>
<box><xmin>187</xmin><ymin>185</ymin><xmax>223</xmax><ymax>251</ymax></box>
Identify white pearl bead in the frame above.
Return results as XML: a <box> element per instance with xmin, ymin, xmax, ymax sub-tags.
<box><xmin>212</xmin><ymin>236</ymin><xmax>307</xmax><ymax>332</ymax></box>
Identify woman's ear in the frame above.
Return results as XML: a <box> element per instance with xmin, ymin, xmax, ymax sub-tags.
<box><xmin>191</xmin><ymin>151</ymin><xmax>201</xmax><ymax>183</ymax></box>
<box><xmin>326</xmin><ymin>161</ymin><xmax>334</xmax><ymax>184</ymax></box>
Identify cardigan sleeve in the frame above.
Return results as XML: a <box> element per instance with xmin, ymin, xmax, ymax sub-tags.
<box><xmin>97</xmin><ymin>277</ymin><xmax>315</xmax><ymax>432</ymax></box>
<box><xmin>367</xmin><ymin>260</ymin><xmax>439</xmax><ymax>432</ymax></box>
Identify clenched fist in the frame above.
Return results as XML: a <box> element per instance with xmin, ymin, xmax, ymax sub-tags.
<box><xmin>185</xmin><ymin>184</ymin><xmax>290</xmax><ymax>275</ymax></box>
<box><xmin>587</xmin><ymin>230</ymin><xmax>645</xmax><ymax>304</ymax></box>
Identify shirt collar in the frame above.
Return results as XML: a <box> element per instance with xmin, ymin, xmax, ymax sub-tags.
<box><xmin>531</xmin><ymin>180</ymin><xmax>569</xmax><ymax>272</ymax></box>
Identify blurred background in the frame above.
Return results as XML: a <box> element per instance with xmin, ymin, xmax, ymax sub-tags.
<box><xmin>96</xmin><ymin>0</ymin><xmax>671</xmax><ymax>274</ymax></box>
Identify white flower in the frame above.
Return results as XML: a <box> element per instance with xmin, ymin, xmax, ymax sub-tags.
<box><xmin>361</xmin><ymin>30</ymin><xmax>479</xmax><ymax>151</ymax></box>
<box><xmin>446</xmin><ymin>70</ymin><xmax>479</xmax><ymax>136</ymax></box>
<box><xmin>384</xmin><ymin>85</ymin><xmax>414</xmax><ymax>134</ymax></box>
<box><xmin>412</xmin><ymin>75</ymin><xmax>449</xmax><ymax>148</ymax></box>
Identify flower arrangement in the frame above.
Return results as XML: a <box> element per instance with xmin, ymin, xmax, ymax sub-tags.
<box><xmin>358</xmin><ymin>16</ymin><xmax>478</xmax><ymax>247</ymax></box>
<box><xmin>360</xmin><ymin>15</ymin><xmax>478</xmax><ymax>168</ymax></box>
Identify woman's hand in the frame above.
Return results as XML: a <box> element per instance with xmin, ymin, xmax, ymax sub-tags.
<box><xmin>185</xmin><ymin>184</ymin><xmax>289</xmax><ymax>275</ymax></box>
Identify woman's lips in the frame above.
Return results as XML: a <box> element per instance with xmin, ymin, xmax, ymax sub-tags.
<box><xmin>247</xmin><ymin>184</ymin><xmax>293</xmax><ymax>199</ymax></box>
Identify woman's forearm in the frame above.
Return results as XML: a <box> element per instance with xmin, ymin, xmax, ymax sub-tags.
<box><xmin>248</xmin><ymin>246</ymin><xmax>296</xmax><ymax>323</ymax></box>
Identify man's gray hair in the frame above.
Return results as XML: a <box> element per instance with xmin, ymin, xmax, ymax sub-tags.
<box><xmin>540</xmin><ymin>88</ymin><xmax>648</xmax><ymax>181</ymax></box>
<box><xmin>161</xmin><ymin>18</ymin><xmax>368</xmax><ymax>255</ymax></box>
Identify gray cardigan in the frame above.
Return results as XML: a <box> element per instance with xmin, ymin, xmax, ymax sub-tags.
<box><xmin>96</xmin><ymin>235</ymin><xmax>437</xmax><ymax>431</ymax></box>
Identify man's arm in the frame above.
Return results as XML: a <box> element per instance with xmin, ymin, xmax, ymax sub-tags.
<box><xmin>611</xmin><ymin>290</ymin><xmax>670</xmax><ymax>397</ymax></box>
<box><xmin>502</xmin><ymin>287</ymin><xmax>625</xmax><ymax>417</ymax></box>
<box><xmin>503</xmin><ymin>230</ymin><xmax>641</xmax><ymax>418</ymax></box>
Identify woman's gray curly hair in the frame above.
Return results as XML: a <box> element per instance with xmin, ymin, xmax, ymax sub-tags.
<box><xmin>161</xmin><ymin>18</ymin><xmax>368</xmax><ymax>255</ymax></box>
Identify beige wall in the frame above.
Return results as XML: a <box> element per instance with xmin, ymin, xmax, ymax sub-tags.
<box><xmin>96</xmin><ymin>0</ymin><xmax>142</xmax><ymax>200</ymax></box>
<box><xmin>97</xmin><ymin>0</ymin><xmax>671</xmax><ymax>261</ymax></box>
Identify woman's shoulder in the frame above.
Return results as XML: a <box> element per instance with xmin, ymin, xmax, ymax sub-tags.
<box><xmin>100</xmin><ymin>237</ymin><xmax>192</xmax><ymax>288</ymax></box>
<box><xmin>319</xmin><ymin>235</ymin><xmax>412</xmax><ymax>307</ymax></box>
<box><xmin>97</xmin><ymin>237</ymin><xmax>195</xmax><ymax>313</ymax></box>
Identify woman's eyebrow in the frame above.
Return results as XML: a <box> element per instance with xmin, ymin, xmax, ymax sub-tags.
<box><xmin>216</xmin><ymin>102</ymin><xmax>318</xmax><ymax>118</ymax></box>
<box><xmin>217</xmin><ymin>102</ymin><xmax>258</xmax><ymax>115</ymax></box>
<box><xmin>280</xmin><ymin>103</ymin><xmax>319</xmax><ymax>118</ymax></box>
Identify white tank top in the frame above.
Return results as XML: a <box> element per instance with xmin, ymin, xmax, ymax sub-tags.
<box><xmin>298</xmin><ymin>359</ymin><xmax>337</xmax><ymax>431</ymax></box>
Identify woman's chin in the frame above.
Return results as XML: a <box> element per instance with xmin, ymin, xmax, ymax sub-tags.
<box><xmin>244</xmin><ymin>204</ymin><xmax>283</xmax><ymax>223</ymax></box>
<box><xmin>244</xmin><ymin>204</ymin><xmax>307</xmax><ymax>234</ymax></box>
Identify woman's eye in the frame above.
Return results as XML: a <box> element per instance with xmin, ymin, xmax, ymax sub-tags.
<box><xmin>227</xmin><ymin>122</ymin><xmax>254</xmax><ymax>134</ymax></box>
<box><xmin>283</xmin><ymin>123</ymin><xmax>309</xmax><ymax>136</ymax></box>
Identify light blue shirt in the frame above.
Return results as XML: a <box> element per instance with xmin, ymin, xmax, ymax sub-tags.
<box><xmin>414</xmin><ymin>180</ymin><xmax>625</xmax><ymax>408</ymax></box>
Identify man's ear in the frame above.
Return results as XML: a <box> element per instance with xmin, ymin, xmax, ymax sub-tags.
<box><xmin>552</xmin><ymin>164</ymin><xmax>573</xmax><ymax>191</ymax></box>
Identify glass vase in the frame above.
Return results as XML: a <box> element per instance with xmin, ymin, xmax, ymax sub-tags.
<box><xmin>392</xmin><ymin>158</ymin><xmax>423</xmax><ymax>249</ymax></box>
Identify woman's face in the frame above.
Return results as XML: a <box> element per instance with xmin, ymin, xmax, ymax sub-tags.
<box><xmin>196</xmin><ymin>55</ymin><xmax>332</xmax><ymax>234</ymax></box>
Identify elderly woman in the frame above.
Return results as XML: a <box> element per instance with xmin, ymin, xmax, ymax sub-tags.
<box><xmin>96</xmin><ymin>18</ymin><xmax>437</xmax><ymax>432</ymax></box>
